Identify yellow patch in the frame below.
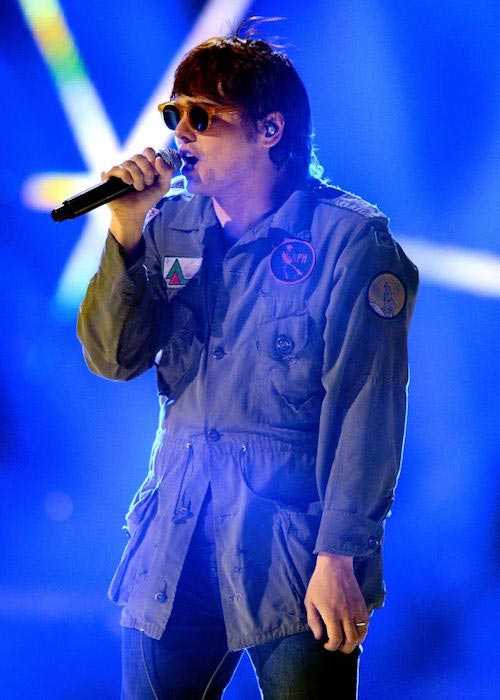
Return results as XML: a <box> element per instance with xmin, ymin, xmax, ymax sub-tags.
<box><xmin>368</xmin><ymin>273</ymin><xmax>406</xmax><ymax>318</ymax></box>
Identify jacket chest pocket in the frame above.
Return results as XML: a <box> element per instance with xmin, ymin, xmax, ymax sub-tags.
<box><xmin>155</xmin><ymin>300</ymin><xmax>205</xmax><ymax>399</ymax></box>
<box><xmin>255</xmin><ymin>311</ymin><xmax>324</xmax><ymax>423</ymax></box>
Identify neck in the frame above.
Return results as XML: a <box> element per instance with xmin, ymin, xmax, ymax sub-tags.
<box><xmin>212</xmin><ymin>170</ymin><xmax>290</xmax><ymax>243</ymax></box>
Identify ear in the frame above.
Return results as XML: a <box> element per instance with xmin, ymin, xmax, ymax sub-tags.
<box><xmin>257</xmin><ymin>112</ymin><xmax>285</xmax><ymax>148</ymax></box>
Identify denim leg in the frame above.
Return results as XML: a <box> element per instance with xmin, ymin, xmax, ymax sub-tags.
<box><xmin>121</xmin><ymin>497</ymin><xmax>241</xmax><ymax>700</ymax></box>
<box><xmin>248</xmin><ymin>632</ymin><xmax>360</xmax><ymax>700</ymax></box>
<box><xmin>121</xmin><ymin>627</ymin><xmax>241</xmax><ymax>700</ymax></box>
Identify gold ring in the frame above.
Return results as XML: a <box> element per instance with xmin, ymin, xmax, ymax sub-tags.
<box><xmin>355</xmin><ymin>621</ymin><xmax>368</xmax><ymax>627</ymax></box>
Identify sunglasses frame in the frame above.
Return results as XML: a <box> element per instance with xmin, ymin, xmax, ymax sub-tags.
<box><xmin>157</xmin><ymin>101</ymin><xmax>243</xmax><ymax>132</ymax></box>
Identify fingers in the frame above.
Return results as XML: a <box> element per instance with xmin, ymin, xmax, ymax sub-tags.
<box><xmin>307</xmin><ymin>601</ymin><xmax>369</xmax><ymax>654</ymax></box>
<box><xmin>322</xmin><ymin>616</ymin><xmax>345</xmax><ymax>653</ymax></box>
<box><xmin>338</xmin><ymin>617</ymin><xmax>369</xmax><ymax>655</ymax></box>
<box><xmin>103</xmin><ymin>154</ymin><xmax>155</xmax><ymax>190</ymax></box>
<box><xmin>306</xmin><ymin>601</ymin><xmax>354</xmax><ymax>653</ymax></box>
<box><xmin>103</xmin><ymin>147</ymin><xmax>176</xmax><ymax>248</ymax></box>
<box><xmin>306</xmin><ymin>603</ymin><xmax>324</xmax><ymax>642</ymax></box>
<box><xmin>324</xmin><ymin>619</ymin><xmax>368</xmax><ymax>654</ymax></box>
<box><xmin>154</xmin><ymin>153</ymin><xmax>178</xmax><ymax>188</ymax></box>
<box><xmin>102</xmin><ymin>148</ymin><xmax>164</xmax><ymax>191</ymax></box>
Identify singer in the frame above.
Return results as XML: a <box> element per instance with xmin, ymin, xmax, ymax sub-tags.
<box><xmin>77</xmin><ymin>18</ymin><xmax>418</xmax><ymax>700</ymax></box>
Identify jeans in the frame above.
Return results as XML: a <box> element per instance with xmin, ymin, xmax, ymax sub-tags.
<box><xmin>121</xmin><ymin>498</ymin><xmax>360</xmax><ymax>699</ymax></box>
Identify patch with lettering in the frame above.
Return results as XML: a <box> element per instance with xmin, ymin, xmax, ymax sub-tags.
<box><xmin>163</xmin><ymin>256</ymin><xmax>202</xmax><ymax>288</ymax></box>
<box><xmin>144</xmin><ymin>207</ymin><xmax>160</xmax><ymax>227</ymax></box>
<box><xmin>270</xmin><ymin>240</ymin><xmax>316</xmax><ymax>284</ymax></box>
<box><xmin>368</xmin><ymin>273</ymin><xmax>406</xmax><ymax>319</ymax></box>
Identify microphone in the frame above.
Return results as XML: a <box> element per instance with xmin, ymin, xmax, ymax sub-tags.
<box><xmin>51</xmin><ymin>148</ymin><xmax>181</xmax><ymax>222</ymax></box>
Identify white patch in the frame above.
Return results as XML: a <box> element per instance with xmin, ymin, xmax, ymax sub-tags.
<box><xmin>163</xmin><ymin>256</ymin><xmax>203</xmax><ymax>288</ymax></box>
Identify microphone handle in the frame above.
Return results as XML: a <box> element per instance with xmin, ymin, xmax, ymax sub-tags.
<box><xmin>51</xmin><ymin>177</ymin><xmax>134</xmax><ymax>222</ymax></box>
<box><xmin>51</xmin><ymin>148</ymin><xmax>181</xmax><ymax>223</ymax></box>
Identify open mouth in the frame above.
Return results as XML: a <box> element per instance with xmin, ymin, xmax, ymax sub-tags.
<box><xmin>181</xmin><ymin>152</ymin><xmax>199</xmax><ymax>171</ymax></box>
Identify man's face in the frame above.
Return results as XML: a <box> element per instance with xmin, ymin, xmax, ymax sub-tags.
<box><xmin>172</xmin><ymin>95</ymin><xmax>266</xmax><ymax>201</ymax></box>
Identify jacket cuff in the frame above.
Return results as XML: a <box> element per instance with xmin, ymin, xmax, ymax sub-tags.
<box><xmin>101</xmin><ymin>232</ymin><xmax>147</xmax><ymax>290</ymax></box>
<box><xmin>117</xmin><ymin>235</ymin><xmax>146</xmax><ymax>270</ymax></box>
<box><xmin>314</xmin><ymin>509</ymin><xmax>384</xmax><ymax>558</ymax></box>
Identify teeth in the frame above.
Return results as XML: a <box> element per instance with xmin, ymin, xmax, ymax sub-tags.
<box><xmin>183</xmin><ymin>153</ymin><xmax>198</xmax><ymax>165</ymax></box>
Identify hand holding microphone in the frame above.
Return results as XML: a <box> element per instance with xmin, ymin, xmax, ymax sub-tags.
<box><xmin>51</xmin><ymin>147</ymin><xmax>181</xmax><ymax>252</ymax></box>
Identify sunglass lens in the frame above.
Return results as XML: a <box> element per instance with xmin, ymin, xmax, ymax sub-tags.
<box><xmin>189</xmin><ymin>106</ymin><xmax>209</xmax><ymax>132</ymax></box>
<box><xmin>162</xmin><ymin>105</ymin><xmax>180</xmax><ymax>130</ymax></box>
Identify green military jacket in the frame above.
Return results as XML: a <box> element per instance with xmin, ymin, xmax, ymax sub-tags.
<box><xmin>77</xmin><ymin>180</ymin><xmax>418</xmax><ymax>648</ymax></box>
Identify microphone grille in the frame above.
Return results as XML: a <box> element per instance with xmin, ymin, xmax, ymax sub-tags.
<box><xmin>157</xmin><ymin>147</ymin><xmax>181</xmax><ymax>173</ymax></box>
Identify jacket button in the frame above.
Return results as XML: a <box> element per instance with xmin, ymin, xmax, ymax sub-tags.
<box><xmin>274</xmin><ymin>334</ymin><xmax>294</xmax><ymax>356</ymax></box>
<box><xmin>368</xmin><ymin>536</ymin><xmax>379</xmax><ymax>549</ymax></box>
<box><xmin>207</xmin><ymin>429</ymin><xmax>221</xmax><ymax>441</ymax></box>
<box><xmin>155</xmin><ymin>591</ymin><xmax>167</xmax><ymax>603</ymax></box>
<box><xmin>212</xmin><ymin>346</ymin><xmax>226</xmax><ymax>360</ymax></box>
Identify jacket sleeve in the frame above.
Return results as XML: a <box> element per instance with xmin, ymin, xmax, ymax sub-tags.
<box><xmin>76</xmin><ymin>223</ymin><xmax>167</xmax><ymax>381</ymax></box>
<box><xmin>314</xmin><ymin>220</ymin><xmax>418</xmax><ymax>558</ymax></box>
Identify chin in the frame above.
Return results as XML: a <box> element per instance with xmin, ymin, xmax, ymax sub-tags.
<box><xmin>184</xmin><ymin>177</ymin><xmax>204</xmax><ymax>195</ymax></box>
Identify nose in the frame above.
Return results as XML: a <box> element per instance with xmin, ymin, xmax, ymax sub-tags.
<box><xmin>174</xmin><ymin>113</ymin><xmax>196</xmax><ymax>144</ymax></box>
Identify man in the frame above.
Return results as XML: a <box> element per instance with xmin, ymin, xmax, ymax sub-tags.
<box><xmin>78</xmin><ymin>24</ymin><xmax>418</xmax><ymax>700</ymax></box>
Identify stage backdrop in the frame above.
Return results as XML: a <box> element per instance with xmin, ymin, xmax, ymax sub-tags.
<box><xmin>1</xmin><ymin>1</ymin><xmax>499</xmax><ymax>698</ymax></box>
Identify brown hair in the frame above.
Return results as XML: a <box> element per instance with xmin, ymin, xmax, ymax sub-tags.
<box><xmin>171</xmin><ymin>20</ymin><xmax>322</xmax><ymax>182</ymax></box>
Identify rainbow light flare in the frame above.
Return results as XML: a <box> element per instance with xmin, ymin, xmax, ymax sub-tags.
<box><xmin>18</xmin><ymin>0</ymin><xmax>120</xmax><ymax>174</ymax></box>
<box><xmin>19</xmin><ymin>0</ymin><xmax>500</xmax><ymax>314</ymax></box>
<box><xmin>18</xmin><ymin>0</ymin><xmax>253</xmax><ymax>313</ymax></box>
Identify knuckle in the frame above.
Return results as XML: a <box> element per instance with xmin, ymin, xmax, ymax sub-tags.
<box><xmin>338</xmin><ymin>645</ymin><xmax>353</xmax><ymax>655</ymax></box>
<box><xmin>120</xmin><ymin>160</ymin><xmax>136</xmax><ymax>173</ymax></box>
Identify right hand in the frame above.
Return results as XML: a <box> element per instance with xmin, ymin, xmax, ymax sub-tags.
<box><xmin>305</xmin><ymin>553</ymin><xmax>369</xmax><ymax>654</ymax></box>
<box><xmin>103</xmin><ymin>147</ymin><xmax>177</xmax><ymax>252</ymax></box>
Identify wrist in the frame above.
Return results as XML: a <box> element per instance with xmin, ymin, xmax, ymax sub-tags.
<box><xmin>109</xmin><ymin>217</ymin><xmax>144</xmax><ymax>252</ymax></box>
<box><xmin>119</xmin><ymin>236</ymin><xmax>145</xmax><ymax>267</ymax></box>
<box><xmin>317</xmin><ymin>552</ymin><xmax>354</xmax><ymax>568</ymax></box>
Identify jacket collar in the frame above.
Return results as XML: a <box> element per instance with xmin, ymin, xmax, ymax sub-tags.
<box><xmin>167</xmin><ymin>185</ymin><xmax>317</xmax><ymax>242</ymax></box>
<box><xmin>268</xmin><ymin>188</ymin><xmax>315</xmax><ymax>242</ymax></box>
<box><xmin>168</xmin><ymin>193</ymin><xmax>217</xmax><ymax>232</ymax></box>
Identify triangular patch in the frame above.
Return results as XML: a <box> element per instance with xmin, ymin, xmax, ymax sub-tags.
<box><xmin>163</xmin><ymin>256</ymin><xmax>202</xmax><ymax>289</ymax></box>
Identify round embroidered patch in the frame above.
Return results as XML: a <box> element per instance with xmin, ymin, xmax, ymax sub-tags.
<box><xmin>270</xmin><ymin>240</ymin><xmax>316</xmax><ymax>284</ymax></box>
<box><xmin>368</xmin><ymin>273</ymin><xmax>406</xmax><ymax>319</ymax></box>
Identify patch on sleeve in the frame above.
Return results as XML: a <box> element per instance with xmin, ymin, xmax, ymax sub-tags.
<box><xmin>163</xmin><ymin>256</ymin><xmax>202</xmax><ymax>288</ymax></box>
<box><xmin>270</xmin><ymin>240</ymin><xmax>316</xmax><ymax>284</ymax></box>
<box><xmin>144</xmin><ymin>207</ymin><xmax>160</xmax><ymax>227</ymax></box>
<box><xmin>374</xmin><ymin>228</ymin><xmax>395</xmax><ymax>248</ymax></box>
<box><xmin>368</xmin><ymin>273</ymin><xmax>406</xmax><ymax>319</ymax></box>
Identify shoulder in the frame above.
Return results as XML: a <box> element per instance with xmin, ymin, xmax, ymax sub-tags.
<box><xmin>308</xmin><ymin>180</ymin><xmax>397</xmax><ymax>254</ymax></box>
<box><xmin>310</xmin><ymin>180</ymin><xmax>389</xmax><ymax>227</ymax></box>
<box><xmin>307</xmin><ymin>181</ymin><xmax>418</xmax><ymax>294</ymax></box>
